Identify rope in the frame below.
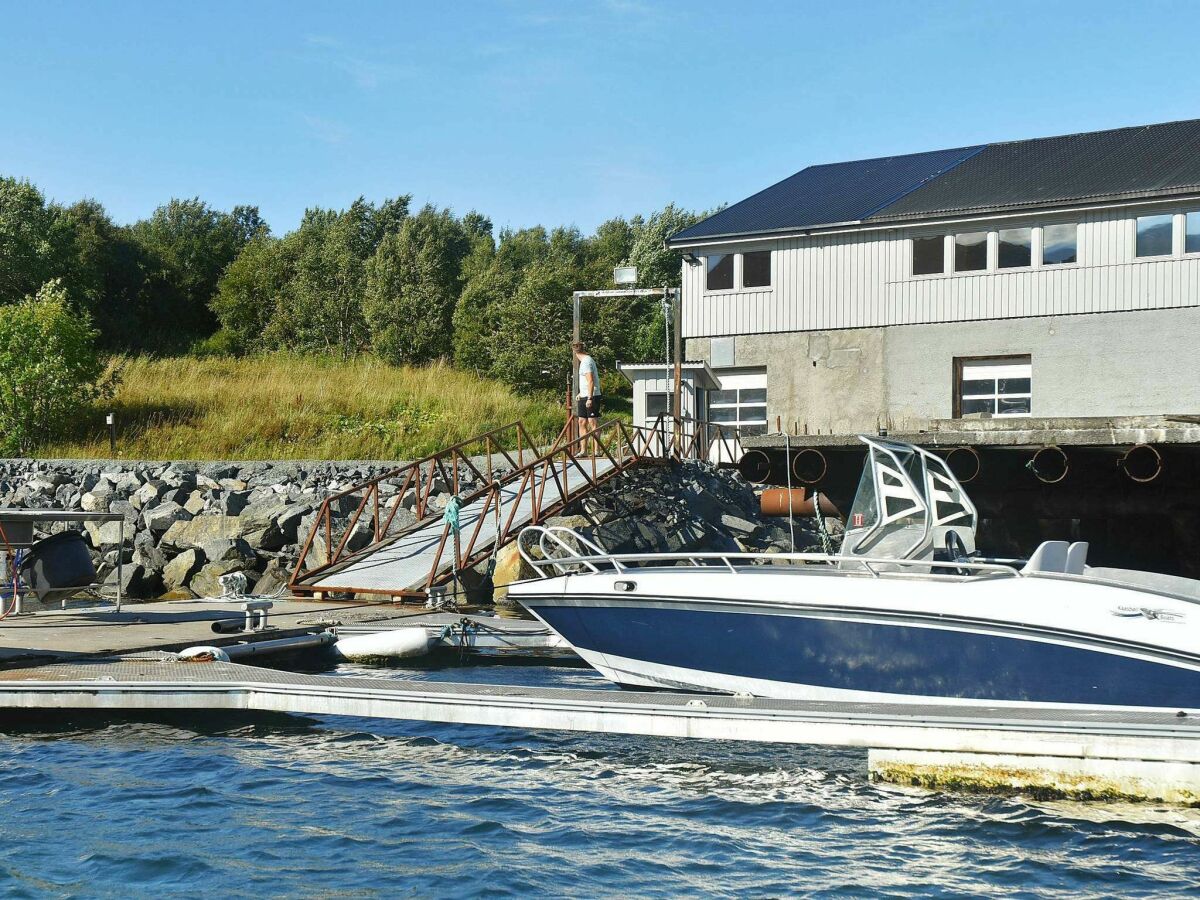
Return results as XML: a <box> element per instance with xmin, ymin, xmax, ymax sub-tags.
<box><xmin>812</xmin><ymin>490</ymin><xmax>835</xmax><ymax>556</ymax></box>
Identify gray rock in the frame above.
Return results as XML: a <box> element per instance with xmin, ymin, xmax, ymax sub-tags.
<box><xmin>25</xmin><ymin>477</ymin><xmax>58</xmax><ymax>496</ymax></box>
<box><xmin>252</xmin><ymin>559</ymin><xmax>292</xmax><ymax>596</ymax></box>
<box><xmin>131</xmin><ymin>480</ymin><xmax>166</xmax><ymax>510</ymax></box>
<box><xmin>218</xmin><ymin>490</ymin><xmax>250</xmax><ymax>516</ymax></box>
<box><xmin>104</xmin><ymin>562</ymin><xmax>148</xmax><ymax>598</ymax></box>
<box><xmin>143</xmin><ymin>501</ymin><xmax>192</xmax><ymax>533</ymax></box>
<box><xmin>80</xmin><ymin>487</ymin><xmax>113</xmax><ymax>512</ymax></box>
<box><xmin>163</xmin><ymin>548</ymin><xmax>205</xmax><ymax>590</ymax></box>
<box><xmin>85</xmin><ymin>519</ymin><xmax>128</xmax><ymax>549</ymax></box>
<box><xmin>162</xmin><ymin>515</ymin><xmax>242</xmax><ymax>551</ymax></box>
<box><xmin>109</xmin><ymin>499</ymin><xmax>139</xmax><ymax>524</ymax></box>
<box><xmin>132</xmin><ymin>533</ymin><xmax>168</xmax><ymax>575</ymax></box>
<box><xmin>199</xmin><ymin>538</ymin><xmax>257</xmax><ymax>565</ymax></box>
<box><xmin>183</xmin><ymin>490</ymin><xmax>207</xmax><ymax>515</ymax></box>
<box><xmin>719</xmin><ymin>513</ymin><xmax>760</xmax><ymax>536</ymax></box>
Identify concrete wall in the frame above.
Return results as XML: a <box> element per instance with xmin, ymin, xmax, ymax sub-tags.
<box><xmin>687</xmin><ymin>305</ymin><xmax>1200</xmax><ymax>433</ymax></box>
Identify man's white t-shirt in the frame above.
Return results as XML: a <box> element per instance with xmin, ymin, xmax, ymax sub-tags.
<box><xmin>578</xmin><ymin>355</ymin><xmax>600</xmax><ymax>397</ymax></box>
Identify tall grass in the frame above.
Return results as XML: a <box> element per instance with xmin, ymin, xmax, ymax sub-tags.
<box><xmin>46</xmin><ymin>355</ymin><xmax>572</xmax><ymax>461</ymax></box>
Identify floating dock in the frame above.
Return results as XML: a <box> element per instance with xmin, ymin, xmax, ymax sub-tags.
<box><xmin>2</xmin><ymin>654</ymin><xmax>1198</xmax><ymax>804</ymax></box>
<box><xmin>0</xmin><ymin>599</ymin><xmax>566</xmax><ymax>666</ymax></box>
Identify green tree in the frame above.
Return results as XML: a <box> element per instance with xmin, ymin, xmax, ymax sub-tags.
<box><xmin>58</xmin><ymin>199</ymin><xmax>161</xmax><ymax>350</ymax></box>
<box><xmin>129</xmin><ymin>198</ymin><xmax>248</xmax><ymax>342</ymax></box>
<box><xmin>488</xmin><ymin>260</ymin><xmax>575</xmax><ymax>390</ymax></box>
<box><xmin>0</xmin><ymin>280</ymin><xmax>112</xmax><ymax>454</ymax></box>
<box><xmin>364</xmin><ymin>205</ymin><xmax>470</xmax><ymax>365</ymax></box>
<box><xmin>211</xmin><ymin>235</ymin><xmax>291</xmax><ymax>352</ymax></box>
<box><xmin>0</xmin><ymin>177</ymin><xmax>71</xmax><ymax>305</ymax></box>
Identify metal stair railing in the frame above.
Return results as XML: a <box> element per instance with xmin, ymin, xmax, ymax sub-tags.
<box><xmin>290</xmin><ymin>421</ymin><xmax>540</xmax><ymax>595</ymax></box>
<box><xmin>289</xmin><ymin>415</ymin><xmax>735</xmax><ymax>600</ymax></box>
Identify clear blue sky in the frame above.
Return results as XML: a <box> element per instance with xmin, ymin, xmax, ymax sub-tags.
<box><xmin>2</xmin><ymin>1</ymin><xmax>1197</xmax><ymax>236</ymax></box>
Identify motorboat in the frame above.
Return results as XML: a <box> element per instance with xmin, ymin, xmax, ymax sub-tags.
<box><xmin>509</xmin><ymin>437</ymin><xmax>1200</xmax><ymax>711</ymax></box>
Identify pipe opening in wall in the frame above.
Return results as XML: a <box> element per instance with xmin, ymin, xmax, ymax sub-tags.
<box><xmin>944</xmin><ymin>447</ymin><xmax>981</xmax><ymax>483</ymax></box>
<box><xmin>1029</xmin><ymin>446</ymin><xmax>1069</xmax><ymax>484</ymax></box>
<box><xmin>791</xmin><ymin>448</ymin><xmax>827</xmax><ymax>484</ymax></box>
<box><xmin>738</xmin><ymin>449</ymin><xmax>774</xmax><ymax>485</ymax></box>
<box><xmin>1118</xmin><ymin>444</ymin><xmax>1163</xmax><ymax>484</ymax></box>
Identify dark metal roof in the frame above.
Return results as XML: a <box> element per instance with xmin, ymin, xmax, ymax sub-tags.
<box><xmin>871</xmin><ymin>119</ymin><xmax>1200</xmax><ymax>222</ymax></box>
<box><xmin>669</xmin><ymin>119</ymin><xmax>1200</xmax><ymax>245</ymax></box>
<box><xmin>667</xmin><ymin>145</ymin><xmax>984</xmax><ymax>244</ymax></box>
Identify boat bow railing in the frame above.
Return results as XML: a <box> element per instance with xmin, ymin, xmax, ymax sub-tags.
<box><xmin>518</xmin><ymin>525</ymin><xmax>1025</xmax><ymax>581</ymax></box>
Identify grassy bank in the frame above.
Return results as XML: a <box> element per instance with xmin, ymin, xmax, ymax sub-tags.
<box><xmin>46</xmin><ymin>355</ymin><xmax>573</xmax><ymax>461</ymax></box>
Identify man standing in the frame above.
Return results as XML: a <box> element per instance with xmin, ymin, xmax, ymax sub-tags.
<box><xmin>572</xmin><ymin>340</ymin><xmax>601</xmax><ymax>451</ymax></box>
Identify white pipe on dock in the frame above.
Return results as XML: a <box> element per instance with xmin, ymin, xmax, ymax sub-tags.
<box><xmin>180</xmin><ymin>631</ymin><xmax>336</xmax><ymax>663</ymax></box>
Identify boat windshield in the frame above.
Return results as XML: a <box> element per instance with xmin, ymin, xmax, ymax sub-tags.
<box><xmin>841</xmin><ymin>438</ymin><xmax>977</xmax><ymax>564</ymax></box>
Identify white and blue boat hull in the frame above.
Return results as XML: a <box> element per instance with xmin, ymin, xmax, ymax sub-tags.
<box><xmin>512</xmin><ymin>567</ymin><xmax>1200</xmax><ymax>712</ymax></box>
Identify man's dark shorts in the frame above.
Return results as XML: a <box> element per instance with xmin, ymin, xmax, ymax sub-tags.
<box><xmin>576</xmin><ymin>396</ymin><xmax>602</xmax><ymax>419</ymax></box>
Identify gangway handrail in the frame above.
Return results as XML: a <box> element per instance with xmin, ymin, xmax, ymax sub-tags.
<box><xmin>291</xmin><ymin>414</ymin><xmax>744</xmax><ymax>599</ymax></box>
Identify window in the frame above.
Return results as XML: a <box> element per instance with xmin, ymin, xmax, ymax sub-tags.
<box><xmin>646</xmin><ymin>392</ymin><xmax>670</xmax><ymax>419</ymax></box>
<box><xmin>1042</xmin><ymin>224</ymin><xmax>1077</xmax><ymax>265</ymax></box>
<box><xmin>707</xmin><ymin>373</ymin><xmax>768</xmax><ymax>436</ymax></box>
<box><xmin>956</xmin><ymin>356</ymin><xmax>1032</xmax><ymax>418</ymax></box>
<box><xmin>1188</xmin><ymin>212</ymin><xmax>1200</xmax><ymax>254</ymax></box>
<box><xmin>912</xmin><ymin>236</ymin><xmax>944</xmax><ymax>275</ymax></box>
<box><xmin>954</xmin><ymin>231</ymin><xmax>987</xmax><ymax>272</ymax></box>
<box><xmin>706</xmin><ymin>254</ymin><xmax>733</xmax><ymax>291</ymax></box>
<box><xmin>997</xmin><ymin>227</ymin><xmax>1032</xmax><ymax>268</ymax></box>
<box><xmin>742</xmin><ymin>251</ymin><xmax>771</xmax><ymax>288</ymax></box>
<box><xmin>1136</xmin><ymin>214</ymin><xmax>1174</xmax><ymax>258</ymax></box>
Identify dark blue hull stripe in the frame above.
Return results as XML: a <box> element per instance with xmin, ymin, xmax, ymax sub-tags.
<box><xmin>524</xmin><ymin>600</ymin><xmax>1200</xmax><ymax>708</ymax></box>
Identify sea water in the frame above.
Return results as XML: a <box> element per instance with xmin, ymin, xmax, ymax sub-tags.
<box><xmin>1</xmin><ymin>661</ymin><xmax>1197</xmax><ymax>898</ymax></box>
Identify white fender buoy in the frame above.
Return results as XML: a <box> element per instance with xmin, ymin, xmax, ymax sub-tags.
<box><xmin>178</xmin><ymin>645</ymin><xmax>231</xmax><ymax>663</ymax></box>
<box><xmin>333</xmin><ymin>627</ymin><xmax>431</xmax><ymax>661</ymax></box>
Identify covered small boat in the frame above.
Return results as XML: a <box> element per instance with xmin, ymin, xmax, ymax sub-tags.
<box><xmin>509</xmin><ymin>438</ymin><xmax>1200</xmax><ymax>712</ymax></box>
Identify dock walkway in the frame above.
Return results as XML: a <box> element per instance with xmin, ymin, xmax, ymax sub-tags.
<box><xmin>3</xmin><ymin>655</ymin><xmax>1199</xmax><ymax>802</ymax></box>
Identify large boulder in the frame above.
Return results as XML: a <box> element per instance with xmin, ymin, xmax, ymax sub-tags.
<box><xmin>162</xmin><ymin>516</ymin><xmax>243</xmax><ymax>551</ymax></box>
<box><xmin>252</xmin><ymin>558</ymin><xmax>293</xmax><ymax>597</ymax></box>
<box><xmin>85</xmin><ymin>519</ymin><xmax>128</xmax><ymax>549</ymax></box>
<box><xmin>103</xmin><ymin>562</ymin><xmax>150</xmax><ymax>598</ymax></box>
<box><xmin>163</xmin><ymin>548</ymin><xmax>205</xmax><ymax>590</ymax></box>
<box><xmin>80</xmin><ymin>486</ymin><xmax>113</xmax><ymax>512</ymax></box>
<box><xmin>130</xmin><ymin>480</ymin><xmax>166</xmax><ymax>511</ymax></box>
<box><xmin>143</xmin><ymin>501</ymin><xmax>192</xmax><ymax>534</ymax></box>
<box><xmin>491</xmin><ymin>541</ymin><xmax>536</xmax><ymax>604</ymax></box>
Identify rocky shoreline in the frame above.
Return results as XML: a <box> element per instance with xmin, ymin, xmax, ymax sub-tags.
<box><xmin>1</xmin><ymin>457</ymin><xmax>827</xmax><ymax>603</ymax></box>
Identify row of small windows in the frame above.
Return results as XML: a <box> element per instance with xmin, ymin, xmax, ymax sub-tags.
<box><xmin>706</xmin><ymin>250</ymin><xmax>772</xmax><ymax>291</ymax></box>
<box><xmin>912</xmin><ymin>224</ymin><xmax>1077</xmax><ymax>276</ymax></box>
<box><xmin>1136</xmin><ymin>211</ymin><xmax>1200</xmax><ymax>257</ymax></box>
<box><xmin>914</xmin><ymin>211</ymin><xmax>1200</xmax><ymax>276</ymax></box>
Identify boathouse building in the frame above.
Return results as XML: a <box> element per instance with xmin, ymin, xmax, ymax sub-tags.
<box><xmin>655</xmin><ymin>119</ymin><xmax>1200</xmax><ymax>436</ymax></box>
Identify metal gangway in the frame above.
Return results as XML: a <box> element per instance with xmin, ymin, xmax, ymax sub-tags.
<box><xmin>289</xmin><ymin>416</ymin><xmax>740</xmax><ymax>602</ymax></box>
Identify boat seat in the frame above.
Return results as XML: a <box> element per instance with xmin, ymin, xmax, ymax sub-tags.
<box><xmin>1021</xmin><ymin>541</ymin><xmax>1070</xmax><ymax>575</ymax></box>
<box><xmin>1065</xmin><ymin>541</ymin><xmax>1089</xmax><ymax>575</ymax></box>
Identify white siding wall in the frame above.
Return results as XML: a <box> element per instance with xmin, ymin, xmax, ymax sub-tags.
<box><xmin>683</xmin><ymin>202</ymin><xmax>1200</xmax><ymax>338</ymax></box>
